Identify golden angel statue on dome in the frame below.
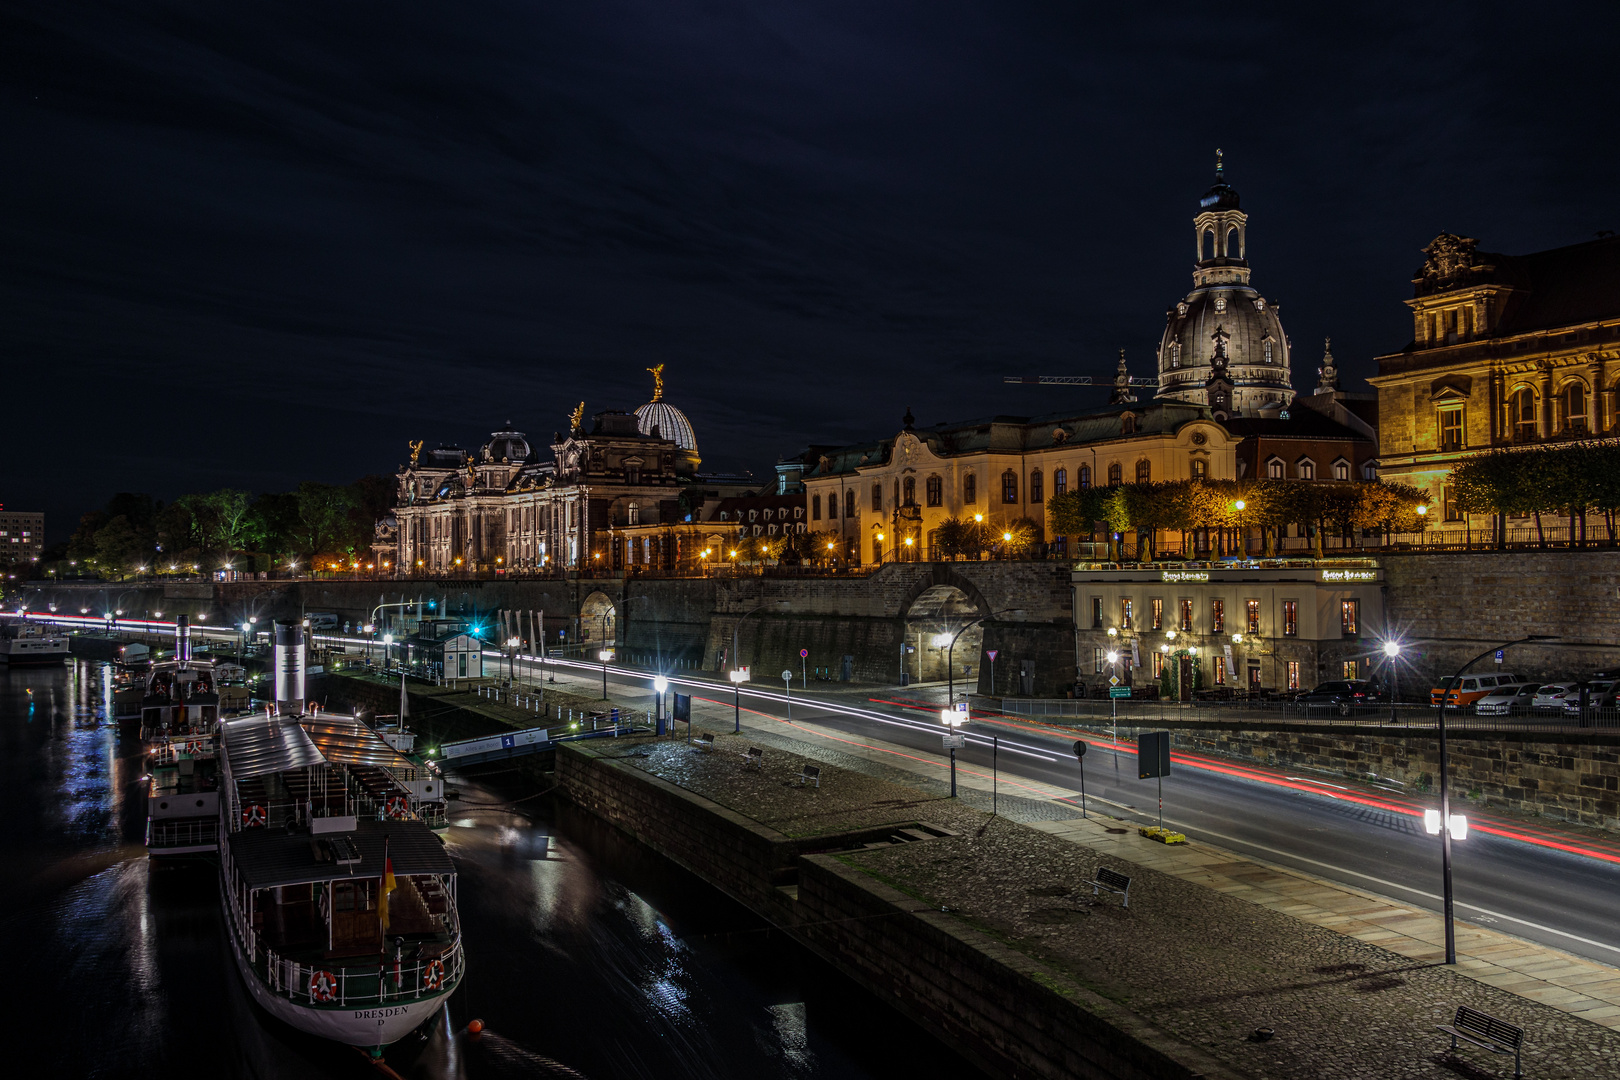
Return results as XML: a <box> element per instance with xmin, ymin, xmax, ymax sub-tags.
<box><xmin>569</xmin><ymin>401</ymin><xmax>586</xmax><ymax>433</ymax></box>
<box><xmin>646</xmin><ymin>363</ymin><xmax>666</xmax><ymax>402</ymax></box>
<box><xmin>408</xmin><ymin>439</ymin><xmax>423</xmax><ymax>467</ymax></box>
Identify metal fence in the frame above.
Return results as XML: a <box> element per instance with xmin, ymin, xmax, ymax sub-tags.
<box><xmin>987</xmin><ymin>695</ymin><xmax>1620</xmax><ymax>735</ymax></box>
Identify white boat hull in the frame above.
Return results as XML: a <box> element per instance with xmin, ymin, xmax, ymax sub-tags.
<box><xmin>224</xmin><ymin>891</ymin><xmax>453</xmax><ymax>1047</ymax></box>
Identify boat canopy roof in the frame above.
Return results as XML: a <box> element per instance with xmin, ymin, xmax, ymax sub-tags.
<box><xmin>221</xmin><ymin>715</ymin><xmax>326</xmax><ymax>778</ymax></box>
<box><xmin>226</xmin><ymin>817</ymin><xmax>454</xmax><ymax>890</ymax></box>
<box><xmin>298</xmin><ymin>716</ymin><xmax>416</xmax><ymax>771</ymax></box>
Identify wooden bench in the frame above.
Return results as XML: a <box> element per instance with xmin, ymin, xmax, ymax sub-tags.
<box><xmin>796</xmin><ymin>764</ymin><xmax>821</xmax><ymax>789</ymax></box>
<box><xmin>1092</xmin><ymin>866</ymin><xmax>1131</xmax><ymax>908</ymax></box>
<box><xmin>740</xmin><ymin>746</ymin><xmax>763</xmax><ymax>770</ymax></box>
<box><xmin>692</xmin><ymin>731</ymin><xmax>715</xmax><ymax>751</ymax></box>
<box><xmin>1438</xmin><ymin>1004</ymin><xmax>1524</xmax><ymax>1078</ymax></box>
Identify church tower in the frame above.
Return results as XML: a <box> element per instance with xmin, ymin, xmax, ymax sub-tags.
<box><xmin>1156</xmin><ymin>153</ymin><xmax>1295</xmax><ymax>416</ymax></box>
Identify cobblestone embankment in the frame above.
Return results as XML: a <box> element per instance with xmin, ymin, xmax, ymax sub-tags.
<box><xmin>559</xmin><ymin>731</ymin><xmax>1620</xmax><ymax>1080</ymax></box>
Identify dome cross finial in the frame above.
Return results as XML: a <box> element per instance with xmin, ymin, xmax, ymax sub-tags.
<box><xmin>1215</xmin><ymin>148</ymin><xmax>1223</xmax><ymax>180</ymax></box>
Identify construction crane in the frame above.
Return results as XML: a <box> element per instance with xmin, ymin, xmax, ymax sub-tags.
<box><xmin>1002</xmin><ymin>375</ymin><xmax>1159</xmax><ymax>387</ymax></box>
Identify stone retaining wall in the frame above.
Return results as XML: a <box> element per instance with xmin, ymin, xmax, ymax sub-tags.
<box><xmin>1135</xmin><ymin>722</ymin><xmax>1620</xmax><ymax>831</ymax></box>
<box><xmin>556</xmin><ymin>740</ymin><xmax>1236</xmax><ymax>1080</ymax></box>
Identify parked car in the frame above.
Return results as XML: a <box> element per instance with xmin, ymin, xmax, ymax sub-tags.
<box><xmin>1297</xmin><ymin>680</ymin><xmax>1384</xmax><ymax>714</ymax></box>
<box><xmin>1532</xmin><ymin>683</ymin><xmax>1577</xmax><ymax>712</ymax></box>
<box><xmin>1430</xmin><ymin>673</ymin><xmax>1523</xmax><ymax>709</ymax></box>
<box><xmin>1473</xmin><ymin>682</ymin><xmax>1540</xmax><ymax>715</ymax></box>
<box><xmin>1563</xmin><ymin>680</ymin><xmax>1619</xmax><ymax>717</ymax></box>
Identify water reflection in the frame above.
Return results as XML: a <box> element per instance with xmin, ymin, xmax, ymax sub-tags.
<box><xmin>2</xmin><ymin>662</ymin><xmax>973</xmax><ymax>1080</ymax></box>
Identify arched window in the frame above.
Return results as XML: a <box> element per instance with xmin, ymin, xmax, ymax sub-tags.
<box><xmin>811</xmin><ymin>494</ymin><xmax>821</xmax><ymax>520</ymax></box>
<box><xmin>1106</xmin><ymin>462</ymin><xmax>1122</xmax><ymax>486</ymax></box>
<box><xmin>1203</xmin><ymin>229</ymin><xmax>1215</xmax><ymax>260</ymax></box>
<box><xmin>1226</xmin><ymin>226</ymin><xmax>1241</xmax><ymax>258</ymax></box>
<box><xmin>1053</xmin><ymin>468</ymin><xmax>1068</xmax><ymax>495</ymax></box>
<box><xmin>1170</xmin><ymin>341</ymin><xmax>1182</xmax><ymax>368</ymax></box>
<box><xmin>925</xmin><ymin>475</ymin><xmax>942</xmax><ymax>506</ymax></box>
<box><xmin>1029</xmin><ymin>470</ymin><xmax>1044</xmax><ymax>504</ymax></box>
<box><xmin>1135</xmin><ymin>459</ymin><xmax>1151</xmax><ymax>483</ymax></box>
<box><xmin>827</xmin><ymin>493</ymin><xmax>838</xmax><ymax>519</ymax></box>
<box><xmin>1001</xmin><ymin>470</ymin><xmax>1018</xmax><ymax>504</ymax></box>
<box><xmin>902</xmin><ymin>476</ymin><xmax>916</xmax><ymax>506</ymax></box>
<box><xmin>1191</xmin><ymin>458</ymin><xmax>1208</xmax><ymax>479</ymax></box>
<box><xmin>1510</xmin><ymin>387</ymin><xmax>1536</xmax><ymax>442</ymax></box>
<box><xmin>1564</xmin><ymin>382</ymin><xmax>1588</xmax><ymax>433</ymax></box>
<box><xmin>1121</xmin><ymin>414</ymin><xmax>1137</xmax><ymax>436</ymax></box>
<box><xmin>871</xmin><ymin>483</ymin><xmax>882</xmax><ymax>512</ymax></box>
<box><xmin>1078</xmin><ymin>464</ymin><xmax>1091</xmax><ymax>489</ymax></box>
<box><xmin>627</xmin><ymin>502</ymin><xmax>640</xmax><ymax>525</ymax></box>
<box><xmin>1262</xmin><ymin>336</ymin><xmax>1274</xmax><ymax>364</ymax></box>
<box><xmin>845</xmin><ymin>490</ymin><xmax>856</xmax><ymax>519</ymax></box>
<box><xmin>963</xmin><ymin>473</ymin><xmax>976</xmax><ymax>504</ymax></box>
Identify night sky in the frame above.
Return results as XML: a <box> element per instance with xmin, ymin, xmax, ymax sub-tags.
<box><xmin>6</xmin><ymin>2</ymin><xmax>1619</xmax><ymax>540</ymax></box>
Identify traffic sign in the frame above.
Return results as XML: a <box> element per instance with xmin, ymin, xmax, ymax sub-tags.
<box><xmin>942</xmin><ymin>733</ymin><xmax>966</xmax><ymax>749</ymax></box>
<box><xmin>954</xmin><ymin>701</ymin><xmax>969</xmax><ymax>714</ymax></box>
<box><xmin>1494</xmin><ymin>649</ymin><xmax>1505</xmax><ymax>664</ymax></box>
<box><xmin>985</xmin><ymin>650</ymin><xmax>998</xmax><ymax>661</ymax></box>
<box><xmin>1108</xmin><ymin>675</ymin><xmax>1120</xmax><ymax>686</ymax></box>
<box><xmin>1071</xmin><ymin>740</ymin><xmax>1088</xmax><ymax>759</ymax></box>
<box><xmin>800</xmin><ymin>649</ymin><xmax>809</xmax><ymax>658</ymax></box>
<box><xmin>1109</xmin><ymin>686</ymin><xmax>1131</xmax><ymax>699</ymax></box>
<box><xmin>1138</xmin><ymin>731</ymin><xmax>1171</xmax><ymax>778</ymax></box>
<box><xmin>781</xmin><ymin>669</ymin><xmax>793</xmax><ymax>681</ymax></box>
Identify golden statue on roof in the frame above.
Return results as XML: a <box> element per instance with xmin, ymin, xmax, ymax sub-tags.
<box><xmin>408</xmin><ymin>439</ymin><xmax>423</xmax><ymax>467</ymax></box>
<box><xmin>569</xmin><ymin>401</ymin><xmax>585</xmax><ymax>433</ymax></box>
<box><xmin>646</xmin><ymin>363</ymin><xmax>666</xmax><ymax>402</ymax></box>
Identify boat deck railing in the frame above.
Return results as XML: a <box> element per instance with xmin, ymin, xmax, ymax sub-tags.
<box><xmin>146</xmin><ymin>816</ymin><xmax>218</xmax><ymax>850</ymax></box>
<box><xmin>263</xmin><ymin>934</ymin><xmax>464</xmax><ymax>1008</ymax></box>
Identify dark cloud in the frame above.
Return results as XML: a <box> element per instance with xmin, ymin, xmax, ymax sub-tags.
<box><xmin>4</xmin><ymin>1</ymin><xmax>1618</xmax><ymax>539</ymax></box>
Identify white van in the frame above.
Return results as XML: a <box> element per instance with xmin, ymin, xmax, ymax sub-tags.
<box><xmin>304</xmin><ymin>612</ymin><xmax>340</xmax><ymax>631</ymax></box>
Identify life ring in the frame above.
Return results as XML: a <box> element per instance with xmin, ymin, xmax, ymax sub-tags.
<box><xmin>386</xmin><ymin>796</ymin><xmax>409</xmax><ymax>820</ymax></box>
<box><xmin>308</xmin><ymin>969</ymin><xmax>339</xmax><ymax>1003</ymax></box>
<box><xmin>242</xmin><ymin>804</ymin><xmax>267</xmax><ymax>828</ymax></box>
<box><xmin>422</xmin><ymin>959</ymin><xmax>446</xmax><ymax>991</ymax></box>
<box><xmin>184</xmin><ymin>740</ymin><xmax>201</xmax><ymax>756</ymax></box>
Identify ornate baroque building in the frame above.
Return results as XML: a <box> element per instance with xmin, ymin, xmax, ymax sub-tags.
<box><xmin>391</xmin><ymin>368</ymin><xmax>760</xmax><ymax>574</ymax></box>
<box><xmin>1368</xmin><ymin>232</ymin><xmax>1620</xmax><ymax>518</ymax></box>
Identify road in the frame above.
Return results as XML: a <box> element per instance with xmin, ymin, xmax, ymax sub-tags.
<box><xmin>526</xmin><ymin>652</ymin><xmax>1620</xmax><ymax>970</ymax></box>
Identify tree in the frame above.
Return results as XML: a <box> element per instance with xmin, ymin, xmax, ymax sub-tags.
<box><xmin>92</xmin><ymin>515</ymin><xmax>146</xmax><ymax>578</ymax></box>
<box><xmin>292</xmin><ymin>482</ymin><xmax>358</xmax><ymax>558</ymax></box>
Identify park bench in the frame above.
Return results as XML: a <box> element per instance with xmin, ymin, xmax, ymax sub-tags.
<box><xmin>692</xmin><ymin>731</ymin><xmax>715</xmax><ymax>751</ymax></box>
<box><xmin>1092</xmin><ymin>866</ymin><xmax>1132</xmax><ymax>908</ymax></box>
<box><xmin>741</xmin><ymin>746</ymin><xmax>763</xmax><ymax>770</ymax></box>
<box><xmin>1437</xmin><ymin>1004</ymin><xmax>1524</xmax><ymax>1078</ymax></box>
<box><xmin>796</xmin><ymin>764</ymin><xmax>821</xmax><ymax>789</ymax></box>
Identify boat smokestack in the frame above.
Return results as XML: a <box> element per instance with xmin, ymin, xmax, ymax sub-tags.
<box><xmin>274</xmin><ymin>622</ymin><xmax>306</xmax><ymax>715</ymax></box>
<box><xmin>175</xmin><ymin>614</ymin><xmax>192</xmax><ymax>663</ymax></box>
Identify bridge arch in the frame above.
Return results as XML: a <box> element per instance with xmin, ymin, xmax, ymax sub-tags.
<box><xmin>900</xmin><ymin>568</ymin><xmax>990</xmax><ymax>688</ymax></box>
<box><xmin>579</xmin><ymin>590</ymin><xmax>617</xmax><ymax>648</ymax></box>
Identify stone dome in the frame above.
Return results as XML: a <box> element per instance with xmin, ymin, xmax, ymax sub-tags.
<box><xmin>635</xmin><ymin>400</ymin><xmax>698</xmax><ymax>455</ymax></box>
<box><xmin>483</xmin><ymin>424</ymin><xmax>531</xmax><ymax>463</ymax></box>
<box><xmin>1156</xmin><ymin>160</ymin><xmax>1294</xmax><ymax>416</ymax></box>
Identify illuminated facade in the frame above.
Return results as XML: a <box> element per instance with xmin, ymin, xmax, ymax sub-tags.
<box><xmin>0</xmin><ymin>507</ymin><xmax>44</xmax><ymax>565</ymax></box>
<box><xmin>1368</xmin><ymin>233</ymin><xmax>1620</xmax><ymax>520</ymax></box>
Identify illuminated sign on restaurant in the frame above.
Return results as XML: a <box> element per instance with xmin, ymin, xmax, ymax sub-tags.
<box><xmin>1161</xmin><ymin>570</ymin><xmax>1210</xmax><ymax>583</ymax></box>
<box><xmin>1319</xmin><ymin>569</ymin><xmax>1378</xmax><ymax>583</ymax></box>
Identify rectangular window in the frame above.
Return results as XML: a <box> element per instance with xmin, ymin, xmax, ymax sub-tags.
<box><xmin>1152</xmin><ymin>652</ymin><xmax>1164</xmax><ymax>677</ymax></box>
<box><xmin>1214</xmin><ymin>657</ymin><xmax>1227</xmax><ymax>685</ymax></box>
<box><xmin>1210</xmin><ymin>599</ymin><xmax>1225</xmax><ymax>633</ymax></box>
<box><xmin>1090</xmin><ymin>597</ymin><xmax>1103</xmax><ymax>629</ymax></box>
<box><xmin>1439</xmin><ymin>407</ymin><xmax>1464</xmax><ymax>452</ymax></box>
<box><xmin>1002</xmin><ymin>471</ymin><xmax>1018</xmax><ymax>504</ymax></box>
<box><xmin>926</xmin><ymin>476</ymin><xmax>942</xmax><ymax>507</ymax></box>
<box><xmin>1286</xmin><ymin>661</ymin><xmax>1300</xmax><ymax>690</ymax></box>
<box><xmin>963</xmin><ymin>474</ymin><xmax>976</xmax><ymax>504</ymax></box>
<box><xmin>1341</xmin><ymin>599</ymin><xmax>1359</xmax><ymax>636</ymax></box>
<box><xmin>873</xmin><ymin>538</ymin><xmax>884</xmax><ymax>564</ymax></box>
<box><xmin>872</xmin><ymin>483</ymin><xmax>883</xmax><ymax>512</ymax></box>
<box><xmin>1246</xmin><ymin>599</ymin><xmax>1261</xmax><ymax>634</ymax></box>
<box><xmin>1248</xmin><ymin>664</ymin><xmax>1261</xmax><ymax>690</ymax></box>
<box><xmin>1094</xmin><ymin>647</ymin><xmax>1106</xmax><ymax>674</ymax></box>
<box><xmin>1179</xmin><ymin>598</ymin><xmax>1194</xmax><ymax>632</ymax></box>
<box><xmin>1282</xmin><ymin>599</ymin><xmax>1297</xmax><ymax>636</ymax></box>
<box><xmin>1030</xmin><ymin>471</ymin><xmax>1044</xmax><ymax>504</ymax></box>
<box><xmin>812</xmin><ymin>494</ymin><xmax>821</xmax><ymax>520</ymax></box>
<box><xmin>1121</xmin><ymin>598</ymin><xmax>1133</xmax><ymax>630</ymax></box>
<box><xmin>1342</xmin><ymin>659</ymin><xmax>1359</xmax><ymax>679</ymax></box>
<box><xmin>1150</xmin><ymin>598</ymin><xmax>1163</xmax><ymax>631</ymax></box>
<box><xmin>1443</xmin><ymin>485</ymin><xmax>1461</xmax><ymax>522</ymax></box>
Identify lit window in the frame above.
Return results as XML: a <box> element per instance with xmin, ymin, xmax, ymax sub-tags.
<box><xmin>1214</xmin><ymin>296</ymin><xmax>1227</xmax><ymax>313</ymax></box>
<box><xmin>1191</xmin><ymin>458</ymin><xmax>1208</xmax><ymax>479</ymax></box>
<box><xmin>1439</xmin><ymin>407</ymin><xmax>1464</xmax><ymax>452</ymax></box>
<box><xmin>1179</xmin><ymin>599</ymin><xmax>1193</xmax><ymax>632</ymax></box>
<box><xmin>1263</xmin><ymin>337</ymin><xmax>1274</xmax><ymax>363</ymax></box>
<box><xmin>1286</xmin><ymin>661</ymin><xmax>1300</xmax><ymax>689</ymax></box>
<box><xmin>1107</xmin><ymin>463</ymin><xmax>1122</xmax><ymax>485</ymax></box>
<box><xmin>1298</xmin><ymin>460</ymin><xmax>1315</xmax><ymax>480</ymax></box>
<box><xmin>1214</xmin><ymin>656</ymin><xmax>1227</xmax><ymax>685</ymax></box>
<box><xmin>1564</xmin><ymin>382</ymin><xmax>1589</xmax><ymax>433</ymax></box>
<box><xmin>1341</xmin><ymin>599</ymin><xmax>1359</xmax><ymax>636</ymax></box>
<box><xmin>1246</xmin><ymin>599</ymin><xmax>1261</xmax><ymax>634</ymax></box>
<box><xmin>1090</xmin><ymin>597</ymin><xmax>1103</xmax><ymax>628</ymax></box>
<box><xmin>1150</xmin><ymin>598</ymin><xmax>1163</xmax><ymax>630</ymax></box>
<box><xmin>1094</xmin><ymin>647</ymin><xmax>1106</xmax><ymax>674</ymax></box>
<box><xmin>1210</xmin><ymin>599</ymin><xmax>1224</xmax><ymax>633</ymax></box>
<box><xmin>1282</xmin><ymin>600</ymin><xmax>1298</xmax><ymax>636</ymax></box>
<box><xmin>1267</xmin><ymin>458</ymin><xmax>1284</xmax><ymax>480</ymax></box>
<box><xmin>1078</xmin><ymin>465</ymin><xmax>1091</xmax><ymax>489</ymax></box>
<box><xmin>1342</xmin><ymin>659</ymin><xmax>1359</xmax><ymax>679</ymax></box>
<box><xmin>1333</xmin><ymin>460</ymin><xmax>1349</xmax><ymax>481</ymax></box>
<box><xmin>1510</xmin><ymin>387</ymin><xmax>1536</xmax><ymax>442</ymax></box>
<box><xmin>1053</xmin><ymin>468</ymin><xmax>1067</xmax><ymax>495</ymax></box>
<box><xmin>1121</xmin><ymin>598</ymin><xmax>1134</xmax><ymax>629</ymax></box>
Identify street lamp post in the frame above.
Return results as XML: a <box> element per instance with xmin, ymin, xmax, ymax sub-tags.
<box><xmin>1383</xmin><ymin>640</ymin><xmax>1401</xmax><ymax>724</ymax></box>
<box><xmin>782</xmin><ymin>669</ymin><xmax>793</xmax><ymax>720</ymax></box>
<box><xmin>654</xmin><ymin>674</ymin><xmax>668</xmax><ymax>737</ymax></box>
<box><xmin>729</xmin><ymin>667</ymin><xmax>748</xmax><ymax>733</ymax></box>
<box><xmin>940</xmin><ymin>707</ymin><xmax>969</xmax><ymax>796</ymax></box>
<box><xmin>599</xmin><ymin>648</ymin><xmax>612</xmax><ymax>699</ymax></box>
<box><xmin>1433</xmin><ymin>634</ymin><xmax>1553</xmax><ymax>964</ymax></box>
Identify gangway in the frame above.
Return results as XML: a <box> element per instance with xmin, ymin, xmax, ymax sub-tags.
<box><xmin>436</xmin><ymin>716</ymin><xmax>637</xmax><ymax>766</ymax></box>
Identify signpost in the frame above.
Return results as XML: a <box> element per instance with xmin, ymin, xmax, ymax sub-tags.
<box><xmin>986</xmin><ymin>649</ymin><xmax>998</xmax><ymax>696</ymax></box>
<box><xmin>1071</xmin><ymin>739</ymin><xmax>1088</xmax><ymax>819</ymax></box>
<box><xmin>782</xmin><ymin>669</ymin><xmax>794</xmax><ymax>720</ymax></box>
<box><xmin>1137</xmin><ymin>731</ymin><xmax>1171</xmax><ymax>829</ymax></box>
<box><xmin>800</xmin><ymin>648</ymin><xmax>809</xmax><ymax>686</ymax></box>
<box><xmin>729</xmin><ymin>666</ymin><xmax>749</xmax><ymax>733</ymax></box>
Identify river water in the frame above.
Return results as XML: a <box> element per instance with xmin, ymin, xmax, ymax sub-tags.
<box><xmin>2</xmin><ymin>661</ymin><xmax>974</xmax><ymax>1079</ymax></box>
